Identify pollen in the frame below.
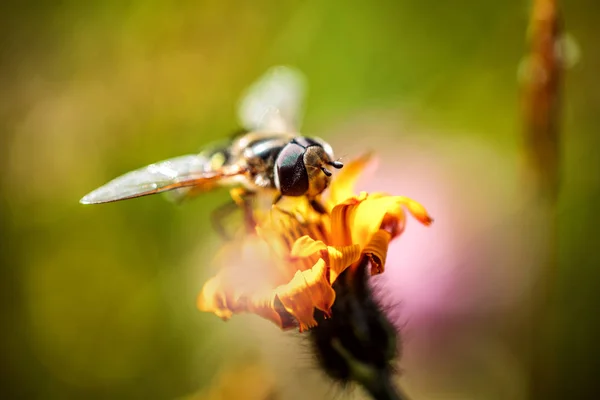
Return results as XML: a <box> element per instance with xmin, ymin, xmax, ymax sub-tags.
<box><xmin>197</xmin><ymin>152</ymin><xmax>433</xmax><ymax>332</ymax></box>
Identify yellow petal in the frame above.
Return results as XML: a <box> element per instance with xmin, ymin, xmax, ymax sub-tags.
<box><xmin>362</xmin><ymin>193</ymin><xmax>433</xmax><ymax>227</ymax></box>
<box><xmin>327</xmin><ymin>152</ymin><xmax>375</xmax><ymax>207</ymax></box>
<box><xmin>349</xmin><ymin>196</ymin><xmax>405</xmax><ymax>249</ymax></box>
<box><xmin>290</xmin><ymin>235</ymin><xmax>328</xmax><ymax>258</ymax></box>
<box><xmin>332</xmin><ymin>195</ymin><xmax>433</xmax><ymax>251</ymax></box>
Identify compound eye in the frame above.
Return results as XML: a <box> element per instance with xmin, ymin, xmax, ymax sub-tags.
<box><xmin>309</xmin><ymin>136</ymin><xmax>335</xmax><ymax>161</ymax></box>
<box><xmin>275</xmin><ymin>143</ymin><xmax>309</xmax><ymax>196</ymax></box>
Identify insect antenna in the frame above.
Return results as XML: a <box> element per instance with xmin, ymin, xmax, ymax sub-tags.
<box><xmin>328</xmin><ymin>160</ymin><xmax>344</xmax><ymax>169</ymax></box>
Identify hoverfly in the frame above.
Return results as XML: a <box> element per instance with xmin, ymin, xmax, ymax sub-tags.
<box><xmin>80</xmin><ymin>66</ymin><xmax>343</xmax><ymax>230</ymax></box>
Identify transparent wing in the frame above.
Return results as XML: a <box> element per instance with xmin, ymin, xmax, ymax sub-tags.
<box><xmin>237</xmin><ymin>65</ymin><xmax>307</xmax><ymax>133</ymax></box>
<box><xmin>80</xmin><ymin>154</ymin><xmax>245</xmax><ymax>204</ymax></box>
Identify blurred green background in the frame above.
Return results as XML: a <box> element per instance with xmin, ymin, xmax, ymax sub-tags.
<box><xmin>1</xmin><ymin>1</ymin><xmax>598</xmax><ymax>399</ymax></box>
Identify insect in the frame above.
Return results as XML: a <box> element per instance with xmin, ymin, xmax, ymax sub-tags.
<box><xmin>79</xmin><ymin>66</ymin><xmax>343</xmax><ymax>230</ymax></box>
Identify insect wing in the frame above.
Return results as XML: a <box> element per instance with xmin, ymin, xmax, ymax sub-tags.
<box><xmin>167</xmin><ymin>141</ymin><xmax>234</xmax><ymax>203</ymax></box>
<box><xmin>237</xmin><ymin>65</ymin><xmax>307</xmax><ymax>133</ymax></box>
<box><xmin>79</xmin><ymin>155</ymin><xmax>244</xmax><ymax>204</ymax></box>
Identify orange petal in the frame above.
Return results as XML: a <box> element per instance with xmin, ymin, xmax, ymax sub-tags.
<box><xmin>197</xmin><ymin>275</ymin><xmax>233</xmax><ymax>321</ymax></box>
<box><xmin>363</xmin><ymin>229</ymin><xmax>392</xmax><ymax>275</ymax></box>
<box><xmin>323</xmin><ymin>244</ymin><xmax>362</xmax><ymax>283</ymax></box>
<box><xmin>245</xmin><ymin>290</ymin><xmax>283</xmax><ymax>328</ymax></box>
<box><xmin>198</xmin><ymin>274</ymin><xmax>286</xmax><ymax>328</ymax></box>
<box><xmin>301</xmin><ymin>258</ymin><xmax>336</xmax><ymax>314</ymax></box>
<box><xmin>330</xmin><ymin>197</ymin><xmax>363</xmax><ymax>246</ymax></box>
<box><xmin>290</xmin><ymin>236</ymin><xmax>361</xmax><ymax>284</ymax></box>
<box><xmin>380</xmin><ymin>211</ymin><xmax>406</xmax><ymax>238</ymax></box>
<box><xmin>395</xmin><ymin>196</ymin><xmax>434</xmax><ymax>226</ymax></box>
<box><xmin>275</xmin><ymin>273</ymin><xmax>318</xmax><ymax>331</ymax></box>
<box><xmin>275</xmin><ymin>258</ymin><xmax>338</xmax><ymax>331</ymax></box>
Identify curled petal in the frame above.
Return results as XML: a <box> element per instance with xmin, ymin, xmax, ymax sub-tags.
<box><xmin>290</xmin><ymin>235</ymin><xmax>328</xmax><ymax>257</ymax></box>
<box><xmin>330</xmin><ymin>199</ymin><xmax>360</xmax><ymax>246</ymax></box>
<box><xmin>333</xmin><ymin>195</ymin><xmax>433</xmax><ymax>250</ymax></box>
<box><xmin>363</xmin><ymin>229</ymin><xmax>392</xmax><ymax>275</ymax></box>
<box><xmin>323</xmin><ymin>244</ymin><xmax>362</xmax><ymax>284</ymax></box>
<box><xmin>276</xmin><ymin>259</ymin><xmax>335</xmax><ymax>331</ymax></box>
<box><xmin>198</xmin><ymin>277</ymin><xmax>286</xmax><ymax>328</ymax></box>
<box><xmin>349</xmin><ymin>196</ymin><xmax>406</xmax><ymax>249</ymax></box>
<box><xmin>290</xmin><ymin>235</ymin><xmax>361</xmax><ymax>284</ymax></box>
<box><xmin>361</xmin><ymin>193</ymin><xmax>433</xmax><ymax>228</ymax></box>
<box><xmin>302</xmin><ymin>259</ymin><xmax>336</xmax><ymax>315</ymax></box>
<box><xmin>380</xmin><ymin>212</ymin><xmax>405</xmax><ymax>238</ymax></box>
<box><xmin>395</xmin><ymin>196</ymin><xmax>434</xmax><ymax>226</ymax></box>
<box><xmin>246</xmin><ymin>290</ymin><xmax>283</xmax><ymax>328</ymax></box>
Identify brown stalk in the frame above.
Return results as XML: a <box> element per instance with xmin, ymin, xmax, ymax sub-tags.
<box><xmin>520</xmin><ymin>0</ymin><xmax>563</xmax><ymax>398</ymax></box>
<box><xmin>521</xmin><ymin>0</ymin><xmax>562</xmax><ymax>201</ymax></box>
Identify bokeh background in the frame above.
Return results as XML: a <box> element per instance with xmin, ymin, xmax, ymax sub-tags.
<box><xmin>1</xmin><ymin>1</ymin><xmax>598</xmax><ymax>399</ymax></box>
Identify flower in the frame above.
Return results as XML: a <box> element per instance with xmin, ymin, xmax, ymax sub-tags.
<box><xmin>197</xmin><ymin>153</ymin><xmax>433</xmax><ymax>332</ymax></box>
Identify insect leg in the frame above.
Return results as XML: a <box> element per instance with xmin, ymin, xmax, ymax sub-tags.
<box><xmin>210</xmin><ymin>189</ymin><xmax>258</xmax><ymax>240</ymax></box>
<box><xmin>230</xmin><ymin>187</ymin><xmax>257</xmax><ymax>233</ymax></box>
<box><xmin>309</xmin><ymin>198</ymin><xmax>328</xmax><ymax>214</ymax></box>
<box><xmin>210</xmin><ymin>201</ymin><xmax>239</xmax><ymax>241</ymax></box>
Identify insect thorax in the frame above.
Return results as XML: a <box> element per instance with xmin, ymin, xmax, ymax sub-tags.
<box><xmin>240</xmin><ymin>134</ymin><xmax>293</xmax><ymax>190</ymax></box>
